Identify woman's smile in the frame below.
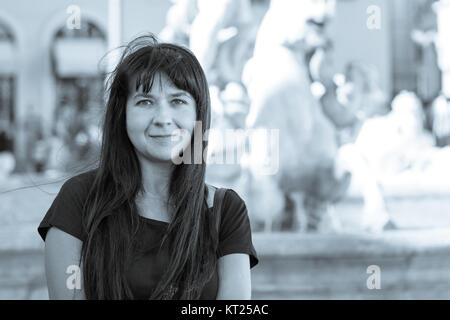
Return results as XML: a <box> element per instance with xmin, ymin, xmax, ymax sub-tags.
<box><xmin>148</xmin><ymin>134</ymin><xmax>176</xmax><ymax>145</ymax></box>
<box><xmin>148</xmin><ymin>131</ymin><xmax>184</xmax><ymax>144</ymax></box>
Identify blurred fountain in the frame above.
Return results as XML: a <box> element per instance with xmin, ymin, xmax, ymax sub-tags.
<box><xmin>242</xmin><ymin>0</ymin><xmax>351</xmax><ymax>233</ymax></box>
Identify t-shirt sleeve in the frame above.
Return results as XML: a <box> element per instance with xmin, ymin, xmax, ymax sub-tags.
<box><xmin>37</xmin><ymin>175</ymin><xmax>89</xmax><ymax>242</ymax></box>
<box><xmin>217</xmin><ymin>189</ymin><xmax>259</xmax><ymax>269</ymax></box>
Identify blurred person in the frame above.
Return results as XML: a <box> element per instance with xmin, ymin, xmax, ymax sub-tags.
<box><xmin>38</xmin><ymin>35</ymin><xmax>258</xmax><ymax>300</ymax></box>
<box><xmin>220</xmin><ymin>82</ymin><xmax>250</xmax><ymax>129</ymax></box>
<box><xmin>31</xmin><ymin>132</ymin><xmax>48</xmax><ymax>173</ymax></box>
<box><xmin>309</xmin><ymin>46</ymin><xmax>360</xmax><ymax>135</ymax></box>
<box><xmin>0</xmin><ymin>150</ymin><xmax>15</xmax><ymax>180</ymax></box>
<box><xmin>45</xmin><ymin>104</ymin><xmax>77</xmax><ymax>172</ymax></box>
<box><xmin>331</xmin><ymin>62</ymin><xmax>389</xmax><ymax>144</ymax></box>
<box><xmin>24</xmin><ymin>110</ymin><xmax>45</xmax><ymax>172</ymax></box>
<box><xmin>351</xmin><ymin>91</ymin><xmax>435</xmax><ymax>180</ymax></box>
<box><xmin>242</xmin><ymin>0</ymin><xmax>351</xmax><ymax>232</ymax></box>
<box><xmin>335</xmin><ymin>92</ymin><xmax>425</xmax><ymax>233</ymax></box>
<box><xmin>0</xmin><ymin>122</ymin><xmax>13</xmax><ymax>151</ymax></box>
<box><xmin>45</xmin><ymin>102</ymin><xmax>99</xmax><ymax>173</ymax></box>
<box><xmin>339</xmin><ymin>90</ymin><xmax>450</xmax><ymax>232</ymax></box>
<box><xmin>354</xmin><ymin>90</ymin><xmax>450</xmax><ymax>186</ymax></box>
<box><xmin>411</xmin><ymin>0</ymin><xmax>441</xmax><ymax>108</ymax></box>
<box><xmin>330</xmin><ymin>62</ymin><xmax>394</xmax><ymax>232</ymax></box>
<box><xmin>430</xmin><ymin>0</ymin><xmax>450</xmax><ymax>146</ymax></box>
<box><xmin>0</xmin><ymin>127</ymin><xmax>15</xmax><ymax>180</ymax></box>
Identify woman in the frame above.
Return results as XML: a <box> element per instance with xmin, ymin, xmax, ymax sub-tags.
<box><xmin>38</xmin><ymin>35</ymin><xmax>258</xmax><ymax>300</ymax></box>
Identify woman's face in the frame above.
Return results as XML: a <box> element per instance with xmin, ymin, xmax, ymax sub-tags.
<box><xmin>126</xmin><ymin>72</ymin><xmax>197</xmax><ymax>163</ymax></box>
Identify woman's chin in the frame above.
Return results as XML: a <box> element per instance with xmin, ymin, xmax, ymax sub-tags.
<box><xmin>139</xmin><ymin>150</ymin><xmax>174</xmax><ymax>164</ymax></box>
<box><xmin>138</xmin><ymin>140</ymin><xmax>193</xmax><ymax>164</ymax></box>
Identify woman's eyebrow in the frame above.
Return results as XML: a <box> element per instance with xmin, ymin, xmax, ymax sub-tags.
<box><xmin>133</xmin><ymin>93</ymin><xmax>153</xmax><ymax>99</ymax></box>
<box><xmin>133</xmin><ymin>92</ymin><xmax>191</xmax><ymax>99</ymax></box>
<box><xmin>169</xmin><ymin>92</ymin><xmax>191</xmax><ymax>98</ymax></box>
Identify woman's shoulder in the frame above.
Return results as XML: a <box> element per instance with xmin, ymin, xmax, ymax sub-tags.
<box><xmin>205</xmin><ymin>184</ymin><xmax>246</xmax><ymax>209</ymax></box>
<box><xmin>214</xmin><ymin>187</ymin><xmax>259</xmax><ymax>268</ymax></box>
<box><xmin>54</xmin><ymin>168</ymin><xmax>99</xmax><ymax>206</ymax></box>
<box><xmin>213</xmin><ymin>187</ymin><xmax>248</xmax><ymax>221</ymax></box>
<box><xmin>61</xmin><ymin>168</ymin><xmax>98</xmax><ymax>192</ymax></box>
<box><xmin>38</xmin><ymin>168</ymin><xmax>99</xmax><ymax>242</ymax></box>
<box><xmin>222</xmin><ymin>188</ymin><xmax>246</xmax><ymax>206</ymax></box>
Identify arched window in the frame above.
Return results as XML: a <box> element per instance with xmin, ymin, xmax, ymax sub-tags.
<box><xmin>49</xmin><ymin>20</ymin><xmax>106</xmax><ymax>171</ymax></box>
<box><xmin>0</xmin><ymin>22</ymin><xmax>15</xmax><ymax>153</ymax></box>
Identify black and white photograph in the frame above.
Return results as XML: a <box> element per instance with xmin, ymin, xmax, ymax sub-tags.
<box><xmin>0</xmin><ymin>0</ymin><xmax>449</xmax><ymax>303</ymax></box>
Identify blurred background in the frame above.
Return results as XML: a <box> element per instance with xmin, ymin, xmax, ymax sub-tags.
<box><xmin>1</xmin><ymin>0</ymin><xmax>450</xmax><ymax>299</ymax></box>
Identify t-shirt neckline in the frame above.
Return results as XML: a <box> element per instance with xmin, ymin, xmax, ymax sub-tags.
<box><xmin>138</xmin><ymin>206</ymin><xmax>213</xmax><ymax>226</ymax></box>
<box><xmin>138</xmin><ymin>215</ymin><xmax>170</xmax><ymax>226</ymax></box>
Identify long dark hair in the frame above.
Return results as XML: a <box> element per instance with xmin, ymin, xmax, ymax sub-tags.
<box><xmin>80</xmin><ymin>34</ymin><xmax>215</xmax><ymax>299</ymax></box>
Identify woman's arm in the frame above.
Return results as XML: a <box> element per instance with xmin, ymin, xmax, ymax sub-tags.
<box><xmin>216</xmin><ymin>253</ymin><xmax>252</xmax><ymax>299</ymax></box>
<box><xmin>44</xmin><ymin>227</ymin><xmax>86</xmax><ymax>299</ymax></box>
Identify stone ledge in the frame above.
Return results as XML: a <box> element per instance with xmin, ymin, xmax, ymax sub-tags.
<box><xmin>2</xmin><ymin>224</ymin><xmax>450</xmax><ymax>257</ymax></box>
<box><xmin>251</xmin><ymin>228</ymin><xmax>450</xmax><ymax>258</ymax></box>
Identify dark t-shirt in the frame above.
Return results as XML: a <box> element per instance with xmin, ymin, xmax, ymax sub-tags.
<box><xmin>37</xmin><ymin>169</ymin><xmax>259</xmax><ymax>299</ymax></box>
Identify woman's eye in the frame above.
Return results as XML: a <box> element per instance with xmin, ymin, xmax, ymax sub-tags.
<box><xmin>136</xmin><ymin>100</ymin><xmax>153</xmax><ymax>106</ymax></box>
<box><xmin>172</xmin><ymin>99</ymin><xmax>187</xmax><ymax>105</ymax></box>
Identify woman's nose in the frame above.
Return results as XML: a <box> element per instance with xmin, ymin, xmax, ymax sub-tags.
<box><xmin>153</xmin><ymin>100</ymin><xmax>173</xmax><ymax>127</ymax></box>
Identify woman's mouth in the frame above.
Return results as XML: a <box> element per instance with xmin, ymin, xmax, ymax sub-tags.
<box><xmin>148</xmin><ymin>131</ymin><xmax>184</xmax><ymax>142</ymax></box>
<box><xmin>149</xmin><ymin>135</ymin><xmax>173</xmax><ymax>142</ymax></box>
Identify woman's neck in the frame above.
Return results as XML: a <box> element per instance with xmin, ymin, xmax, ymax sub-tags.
<box><xmin>138</xmin><ymin>158</ymin><xmax>174</xmax><ymax>199</ymax></box>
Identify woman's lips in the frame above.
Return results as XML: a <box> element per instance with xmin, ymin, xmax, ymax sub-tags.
<box><xmin>148</xmin><ymin>131</ymin><xmax>183</xmax><ymax>142</ymax></box>
<box><xmin>150</xmin><ymin>135</ymin><xmax>173</xmax><ymax>141</ymax></box>
<box><xmin>149</xmin><ymin>135</ymin><xmax>178</xmax><ymax>143</ymax></box>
